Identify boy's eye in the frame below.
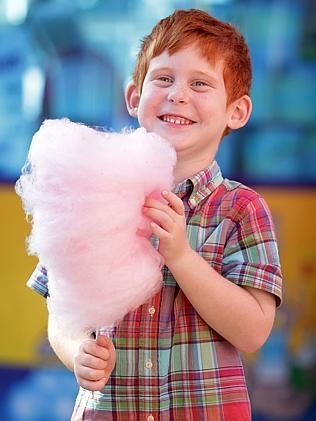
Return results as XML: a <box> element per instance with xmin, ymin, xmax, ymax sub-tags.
<box><xmin>153</xmin><ymin>76</ymin><xmax>173</xmax><ymax>87</ymax></box>
<box><xmin>157</xmin><ymin>76</ymin><xmax>173</xmax><ymax>83</ymax></box>
<box><xmin>191</xmin><ymin>80</ymin><xmax>213</xmax><ymax>92</ymax></box>
<box><xmin>192</xmin><ymin>81</ymin><xmax>207</xmax><ymax>87</ymax></box>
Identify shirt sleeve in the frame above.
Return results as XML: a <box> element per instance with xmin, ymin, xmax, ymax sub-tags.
<box><xmin>222</xmin><ymin>193</ymin><xmax>283</xmax><ymax>306</ymax></box>
<box><xmin>27</xmin><ymin>262</ymin><xmax>49</xmax><ymax>298</ymax></box>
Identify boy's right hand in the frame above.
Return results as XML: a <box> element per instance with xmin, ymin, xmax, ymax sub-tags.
<box><xmin>74</xmin><ymin>335</ymin><xmax>116</xmax><ymax>391</ymax></box>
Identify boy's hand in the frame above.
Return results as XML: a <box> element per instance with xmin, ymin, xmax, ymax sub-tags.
<box><xmin>144</xmin><ymin>191</ymin><xmax>192</xmax><ymax>267</ymax></box>
<box><xmin>74</xmin><ymin>335</ymin><xmax>116</xmax><ymax>391</ymax></box>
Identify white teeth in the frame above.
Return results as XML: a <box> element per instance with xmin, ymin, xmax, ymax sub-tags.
<box><xmin>162</xmin><ymin>115</ymin><xmax>192</xmax><ymax>125</ymax></box>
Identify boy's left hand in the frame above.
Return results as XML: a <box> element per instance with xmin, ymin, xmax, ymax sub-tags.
<box><xmin>143</xmin><ymin>191</ymin><xmax>192</xmax><ymax>267</ymax></box>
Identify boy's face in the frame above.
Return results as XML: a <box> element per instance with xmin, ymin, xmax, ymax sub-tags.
<box><xmin>126</xmin><ymin>43</ymin><xmax>250</xmax><ymax>165</ymax></box>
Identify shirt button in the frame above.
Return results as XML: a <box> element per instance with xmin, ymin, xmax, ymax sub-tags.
<box><xmin>147</xmin><ymin>415</ymin><xmax>154</xmax><ymax>421</ymax></box>
<box><xmin>148</xmin><ymin>306</ymin><xmax>155</xmax><ymax>316</ymax></box>
<box><xmin>145</xmin><ymin>360</ymin><xmax>153</xmax><ymax>369</ymax></box>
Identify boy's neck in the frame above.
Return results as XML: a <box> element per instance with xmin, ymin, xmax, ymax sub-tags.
<box><xmin>173</xmin><ymin>154</ymin><xmax>215</xmax><ymax>185</ymax></box>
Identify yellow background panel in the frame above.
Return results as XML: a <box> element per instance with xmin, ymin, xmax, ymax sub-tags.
<box><xmin>1</xmin><ymin>185</ymin><xmax>47</xmax><ymax>365</ymax></box>
<box><xmin>1</xmin><ymin>185</ymin><xmax>316</xmax><ymax>365</ymax></box>
<box><xmin>257</xmin><ymin>188</ymin><xmax>316</xmax><ymax>353</ymax></box>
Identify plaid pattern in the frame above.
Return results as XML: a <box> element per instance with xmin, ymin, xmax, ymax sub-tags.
<box><xmin>27</xmin><ymin>161</ymin><xmax>282</xmax><ymax>420</ymax></box>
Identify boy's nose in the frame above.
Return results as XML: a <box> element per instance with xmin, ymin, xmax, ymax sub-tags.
<box><xmin>167</xmin><ymin>85</ymin><xmax>189</xmax><ymax>104</ymax></box>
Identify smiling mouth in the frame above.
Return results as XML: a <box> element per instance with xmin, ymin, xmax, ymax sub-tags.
<box><xmin>158</xmin><ymin>114</ymin><xmax>196</xmax><ymax>126</ymax></box>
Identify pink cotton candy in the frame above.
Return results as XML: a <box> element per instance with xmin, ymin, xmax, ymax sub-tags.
<box><xmin>16</xmin><ymin>119</ymin><xmax>176</xmax><ymax>337</ymax></box>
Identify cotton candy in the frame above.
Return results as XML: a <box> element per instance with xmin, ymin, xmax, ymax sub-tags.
<box><xmin>16</xmin><ymin>119</ymin><xmax>176</xmax><ymax>337</ymax></box>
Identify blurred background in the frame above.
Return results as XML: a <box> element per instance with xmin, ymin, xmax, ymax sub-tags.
<box><xmin>1</xmin><ymin>0</ymin><xmax>315</xmax><ymax>420</ymax></box>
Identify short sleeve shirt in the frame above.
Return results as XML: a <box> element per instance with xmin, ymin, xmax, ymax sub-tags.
<box><xmin>27</xmin><ymin>161</ymin><xmax>282</xmax><ymax>421</ymax></box>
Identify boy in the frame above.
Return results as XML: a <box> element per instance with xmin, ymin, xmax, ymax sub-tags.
<box><xmin>27</xmin><ymin>9</ymin><xmax>282</xmax><ymax>420</ymax></box>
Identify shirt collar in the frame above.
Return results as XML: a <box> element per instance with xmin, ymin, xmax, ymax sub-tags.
<box><xmin>174</xmin><ymin>161</ymin><xmax>224</xmax><ymax>209</ymax></box>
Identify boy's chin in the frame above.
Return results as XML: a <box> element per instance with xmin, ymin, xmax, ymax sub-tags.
<box><xmin>154</xmin><ymin>129</ymin><xmax>189</xmax><ymax>145</ymax></box>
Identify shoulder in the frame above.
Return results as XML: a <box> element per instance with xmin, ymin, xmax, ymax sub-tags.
<box><xmin>219</xmin><ymin>179</ymin><xmax>263</xmax><ymax>207</ymax></box>
<box><xmin>204</xmin><ymin>178</ymin><xmax>271</xmax><ymax>224</ymax></box>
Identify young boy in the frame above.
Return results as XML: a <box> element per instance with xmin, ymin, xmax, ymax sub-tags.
<box><xmin>28</xmin><ymin>9</ymin><xmax>282</xmax><ymax>420</ymax></box>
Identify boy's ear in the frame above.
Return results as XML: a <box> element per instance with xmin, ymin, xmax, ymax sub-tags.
<box><xmin>125</xmin><ymin>82</ymin><xmax>140</xmax><ymax>118</ymax></box>
<box><xmin>227</xmin><ymin>95</ymin><xmax>252</xmax><ymax>130</ymax></box>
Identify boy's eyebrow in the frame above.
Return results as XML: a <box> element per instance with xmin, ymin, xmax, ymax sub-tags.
<box><xmin>147</xmin><ymin>67</ymin><xmax>173</xmax><ymax>76</ymax></box>
<box><xmin>148</xmin><ymin>67</ymin><xmax>220</xmax><ymax>84</ymax></box>
<box><xmin>192</xmin><ymin>70</ymin><xmax>220</xmax><ymax>84</ymax></box>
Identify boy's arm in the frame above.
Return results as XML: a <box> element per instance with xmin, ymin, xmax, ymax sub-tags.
<box><xmin>27</xmin><ymin>262</ymin><xmax>115</xmax><ymax>391</ymax></box>
<box><xmin>166</xmin><ymin>250</ymin><xmax>276</xmax><ymax>353</ymax></box>
<box><xmin>26</xmin><ymin>265</ymin><xmax>86</xmax><ymax>371</ymax></box>
<box><xmin>144</xmin><ymin>191</ymin><xmax>277</xmax><ymax>354</ymax></box>
<box><xmin>47</xmin><ymin>314</ymin><xmax>86</xmax><ymax>371</ymax></box>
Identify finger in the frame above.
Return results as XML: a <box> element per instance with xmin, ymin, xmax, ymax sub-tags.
<box><xmin>162</xmin><ymin>191</ymin><xmax>185</xmax><ymax>215</ymax></box>
<box><xmin>79</xmin><ymin>353</ymin><xmax>109</xmax><ymax>370</ymax></box>
<box><xmin>77</xmin><ymin>377</ymin><xmax>107</xmax><ymax>392</ymax></box>
<box><xmin>136</xmin><ymin>227</ymin><xmax>152</xmax><ymax>238</ymax></box>
<box><xmin>76</xmin><ymin>365</ymin><xmax>107</xmax><ymax>382</ymax></box>
<box><xmin>144</xmin><ymin>197</ymin><xmax>174</xmax><ymax>216</ymax></box>
<box><xmin>96</xmin><ymin>335</ymin><xmax>116</xmax><ymax>373</ymax></box>
<box><xmin>143</xmin><ymin>207</ymin><xmax>174</xmax><ymax>232</ymax></box>
<box><xmin>82</xmin><ymin>340</ymin><xmax>110</xmax><ymax>361</ymax></box>
<box><xmin>104</xmin><ymin>337</ymin><xmax>116</xmax><ymax>372</ymax></box>
<box><xmin>96</xmin><ymin>335</ymin><xmax>113</xmax><ymax>349</ymax></box>
<box><xmin>150</xmin><ymin>222</ymin><xmax>172</xmax><ymax>241</ymax></box>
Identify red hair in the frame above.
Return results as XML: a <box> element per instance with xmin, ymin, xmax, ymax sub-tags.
<box><xmin>132</xmin><ymin>9</ymin><xmax>252</xmax><ymax>106</ymax></box>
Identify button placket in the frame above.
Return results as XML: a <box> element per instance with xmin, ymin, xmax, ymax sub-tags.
<box><xmin>141</xmin><ymin>294</ymin><xmax>160</xmax><ymax>416</ymax></box>
<box><xmin>146</xmin><ymin>302</ymin><xmax>155</xmax><ymax>416</ymax></box>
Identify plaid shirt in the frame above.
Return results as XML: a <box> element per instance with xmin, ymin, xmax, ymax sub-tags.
<box><xmin>27</xmin><ymin>161</ymin><xmax>282</xmax><ymax>421</ymax></box>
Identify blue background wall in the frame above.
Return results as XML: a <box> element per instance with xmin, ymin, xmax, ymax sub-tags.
<box><xmin>1</xmin><ymin>0</ymin><xmax>316</xmax><ymax>419</ymax></box>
